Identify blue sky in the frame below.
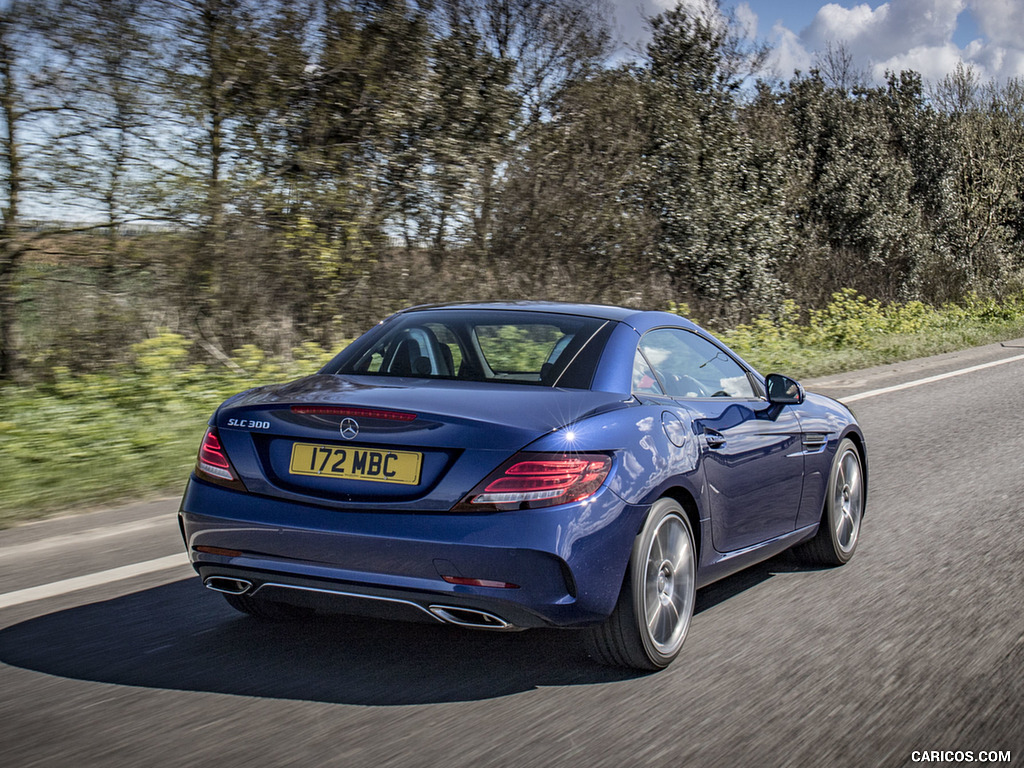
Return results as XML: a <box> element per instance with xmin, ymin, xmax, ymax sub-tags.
<box><xmin>610</xmin><ymin>0</ymin><xmax>1024</xmax><ymax>82</ymax></box>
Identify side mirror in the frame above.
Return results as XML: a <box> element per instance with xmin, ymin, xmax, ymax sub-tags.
<box><xmin>765</xmin><ymin>373</ymin><xmax>805</xmax><ymax>405</ymax></box>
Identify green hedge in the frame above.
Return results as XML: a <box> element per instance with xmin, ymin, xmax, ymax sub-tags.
<box><xmin>0</xmin><ymin>336</ymin><xmax>336</xmax><ymax>526</ymax></box>
<box><xmin>716</xmin><ymin>289</ymin><xmax>1024</xmax><ymax>378</ymax></box>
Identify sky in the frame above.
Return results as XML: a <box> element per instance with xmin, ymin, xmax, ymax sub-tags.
<box><xmin>609</xmin><ymin>0</ymin><xmax>1024</xmax><ymax>83</ymax></box>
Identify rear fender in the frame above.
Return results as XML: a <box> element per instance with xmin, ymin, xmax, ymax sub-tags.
<box><xmin>524</xmin><ymin>402</ymin><xmax>705</xmax><ymax>510</ymax></box>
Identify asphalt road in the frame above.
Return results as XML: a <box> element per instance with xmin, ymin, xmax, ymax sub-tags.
<box><xmin>1</xmin><ymin>339</ymin><xmax>1022</xmax><ymax>768</ymax></box>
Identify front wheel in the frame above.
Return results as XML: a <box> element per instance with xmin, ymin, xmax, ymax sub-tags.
<box><xmin>585</xmin><ymin>498</ymin><xmax>696</xmax><ymax>670</ymax></box>
<box><xmin>796</xmin><ymin>437</ymin><xmax>865</xmax><ymax>566</ymax></box>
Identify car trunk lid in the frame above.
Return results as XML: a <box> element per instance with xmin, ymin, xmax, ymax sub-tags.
<box><xmin>212</xmin><ymin>374</ymin><xmax>628</xmax><ymax>510</ymax></box>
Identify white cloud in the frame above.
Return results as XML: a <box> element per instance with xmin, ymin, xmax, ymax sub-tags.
<box><xmin>735</xmin><ymin>2</ymin><xmax>759</xmax><ymax>39</ymax></box>
<box><xmin>768</xmin><ymin>22</ymin><xmax>815</xmax><ymax>78</ymax></box>
<box><xmin>969</xmin><ymin>0</ymin><xmax>1024</xmax><ymax>48</ymax></box>
<box><xmin>802</xmin><ymin>3</ymin><xmax>884</xmax><ymax>53</ymax></box>
<box><xmin>771</xmin><ymin>0</ymin><xmax>1022</xmax><ymax>83</ymax></box>
<box><xmin>872</xmin><ymin>42</ymin><xmax>969</xmax><ymax>81</ymax></box>
<box><xmin>885</xmin><ymin>0</ymin><xmax>964</xmax><ymax>49</ymax></box>
<box><xmin>968</xmin><ymin>44</ymin><xmax>1024</xmax><ymax>79</ymax></box>
<box><xmin>801</xmin><ymin>0</ymin><xmax>964</xmax><ymax>62</ymax></box>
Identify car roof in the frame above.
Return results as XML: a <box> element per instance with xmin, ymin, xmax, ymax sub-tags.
<box><xmin>396</xmin><ymin>301</ymin><xmax>699</xmax><ymax>333</ymax></box>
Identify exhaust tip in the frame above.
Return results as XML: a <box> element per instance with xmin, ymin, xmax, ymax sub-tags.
<box><xmin>204</xmin><ymin>576</ymin><xmax>253</xmax><ymax>595</ymax></box>
<box><xmin>428</xmin><ymin>605</ymin><xmax>515</xmax><ymax>630</ymax></box>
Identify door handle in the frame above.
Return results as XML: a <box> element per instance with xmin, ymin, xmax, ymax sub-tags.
<box><xmin>704</xmin><ymin>431</ymin><xmax>726</xmax><ymax>449</ymax></box>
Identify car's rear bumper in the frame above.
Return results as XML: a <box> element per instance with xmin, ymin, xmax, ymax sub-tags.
<box><xmin>178</xmin><ymin>476</ymin><xmax>645</xmax><ymax>629</ymax></box>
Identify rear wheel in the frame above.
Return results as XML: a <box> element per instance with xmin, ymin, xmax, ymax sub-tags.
<box><xmin>585</xmin><ymin>498</ymin><xmax>696</xmax><ymax>670</ymax></box>
<box><xmin>796</xmin><ymin>437</ymin><xmax>864</xmax><ymax>566</ymax></box>
<box><xmin>222</xmin><ymin>592</ymin><xmax>312</xmax><ymax>621</ymax></box>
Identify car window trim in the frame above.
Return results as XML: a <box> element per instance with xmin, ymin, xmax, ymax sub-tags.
<box><xmin>550</xmin><ymin>321</ymin><xmax>609</xmax><ymax>388</ymax></box>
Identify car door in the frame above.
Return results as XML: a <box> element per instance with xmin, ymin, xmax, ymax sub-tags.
<box><xmin>636</xmin><ymin>328</ymin><xmax>805</xmax><ymax>553</ymax></box>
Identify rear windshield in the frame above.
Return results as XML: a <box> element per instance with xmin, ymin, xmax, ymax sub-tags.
<box><xmin>324</xmin><ymin>310</ymin><xmax>611</xmax><ymax>389</ymax></box>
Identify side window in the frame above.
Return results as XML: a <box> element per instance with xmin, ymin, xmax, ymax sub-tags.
<box><xmin>637</xmin><ymin>329</ymin><xmax>755</xmax><ymax>399</ymax></box>
<box><xmin>632</xmin><ymin>349</ymin><xmax>665</xmax><ymax>395</ymax></box>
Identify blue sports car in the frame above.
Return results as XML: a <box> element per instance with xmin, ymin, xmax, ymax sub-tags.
<box><xmin>179</xmin><ymin>302</ymin><xmax>866</xmax><ymax>670</ymax></box>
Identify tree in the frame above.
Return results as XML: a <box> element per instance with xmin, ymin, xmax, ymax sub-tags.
<box><xmin>431</xmin><ymin>0</ymin><xmax>612</xmax><ymax>255</ymax></box>
<box><xmin>644</xmin><ymin>1</ymin><xmax>783</xmax><ymax>321</ymax></box>
<box><xmin>0</xmin><ymin>2</ymin><xmax>92</xmax><ymax>379</ymax></box>
<box><xmin>443</xmin><ymin>0</ymin><xmax>612</xmax><ymax>124</ymax></box>
<box><xmin>781</xmin><ymin>69</ymin><xmax>928</xmax><ymax>304</ymax></box>
<box><xmin>153</xmin><ymin>0</ymin><xmax>263</xmax><ymax>314</ymax></box>
<box><xmin>813</xmin><ymin>41</ymin><xmax>866</xmax><ymax>93</ymax></box>
<box><xmin>278</xmin><ymin>0</ymin><xmax>433</xmax><ymax>334</ymax></box>
<box><xmin>26</xmin><ymin>0</ymin><xmax>168</xmax><ymax>360</ymax></box>
<box><xmin>930</xmin><ymin>65</ymin><xmax>1024</xmax><ymax>297</ymax></box>
<box><xmin>418</xmin><ymin>17</ymin><xmax>514</xmax><ymax>260</ymax></box>
<box><xmin>0</xmin><ymin>4</ymin><xmax>27</xmax><ymax>379</ymax></box>
<box><xmin>492</xmin><ymin>67</ymin><xmax>656</xmax><ymax>302</ymax></box>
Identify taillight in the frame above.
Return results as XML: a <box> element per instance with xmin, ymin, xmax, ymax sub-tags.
<box><xmin>453</xmin><ymin>452</ymin><xmax>612</xmax><ymax>512</ymax></box>
<box><xmin>195</xmin><ymin>428</ymin><xmax>246</xmax><ymax>491</ymax></box>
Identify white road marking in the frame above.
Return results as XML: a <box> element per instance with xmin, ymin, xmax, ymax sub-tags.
<box><xmin>0</xmin><ymin>553</ymin><xmax>192</xmax><ymax>610</ymax></box>
<box><xmin>0</xmin><ymin>517</ymin><xmax>170</xmax><ymax>561</ymax></box>
<box><xmin>844</xmin><ymin>352</ymin><xmax>1024</xmax><ymax>403</ymax></box>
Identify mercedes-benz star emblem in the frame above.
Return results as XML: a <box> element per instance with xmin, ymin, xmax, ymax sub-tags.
<box><xmin>340</xmin><ymin>418</ymin><xmax>359</xmax><ymax>440</ymax></box>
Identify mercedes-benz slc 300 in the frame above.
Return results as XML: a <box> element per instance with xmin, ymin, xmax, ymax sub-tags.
<box><xmin>178</xmin><ymin>302</ymin><xmax>866</xmax><ymax>670</ymax></box>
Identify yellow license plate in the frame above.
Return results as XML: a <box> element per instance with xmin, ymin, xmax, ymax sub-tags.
<box><xmin>289</xmin><ymin>443</ymin><xmax>422</xmax><ymax>485</ymax></box>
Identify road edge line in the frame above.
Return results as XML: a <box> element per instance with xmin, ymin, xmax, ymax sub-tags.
<box><xmin>0</xmin><ymin>553</ymin><xmax>192</xmax><ymax>610</ymax></box>
<box><xmin>844</xmin><ymin>352</ymin><xmax>1024</xmax><ymax>403</ymax></box>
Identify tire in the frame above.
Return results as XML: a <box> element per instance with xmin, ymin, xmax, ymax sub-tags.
<box><xmin>222</xmin><ymin>591</ymin><xmax>312</xmax><ymax>621</ymax></box>
<box><xmin>796</xmin><ymin>437</ymin><xmax>865</xmax><ymax>566</ymax></box>
<box><xmin>585</xmin><ymin>498</ymin><xmax>696</xmax><ymax>670</ymax></box>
